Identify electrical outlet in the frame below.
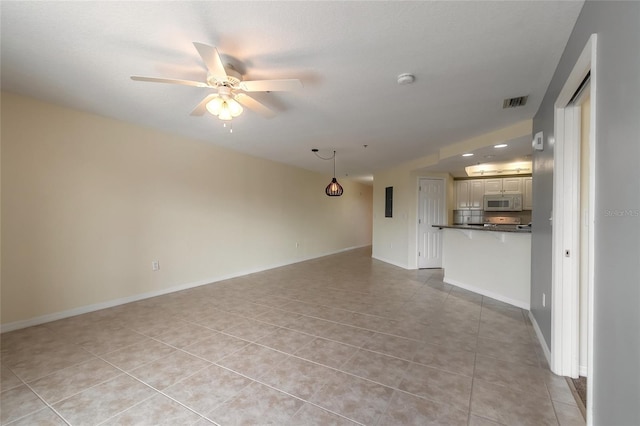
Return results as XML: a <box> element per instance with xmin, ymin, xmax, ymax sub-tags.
<box><xmin>542</xmin><ymin>293</ymin><xmax>546</xmax><ymax>307</ymax></box>
<box><xmin>151</xmin><ymin>260</ymin><xmax>160</xmax><ymax>271</ymax></box>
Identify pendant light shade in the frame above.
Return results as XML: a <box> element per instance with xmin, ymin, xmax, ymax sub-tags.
<box><xmin>325</xmin><ymin>177</ymin><xmax>343</xmax><ymax>196</ymax></box>
<box><xmin>325</xmin><ymin>151</ymin><xmax>344</xmax><ymax>196</ymax></box>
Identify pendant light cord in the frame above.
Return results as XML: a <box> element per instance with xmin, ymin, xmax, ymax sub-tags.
<box><xmin>333</xmin><ymin>151</ymin><xmax>336</xmax><ymax>177</ymax></box>
<box><xmin>313</xmin><ymin>150</ymin><xmax>337</xmax><ymax>176</ymax></box>
<box><xmin>312</xmin><ymin>151</ymin><xmax>336</xmax><ymax>161</ymax></box>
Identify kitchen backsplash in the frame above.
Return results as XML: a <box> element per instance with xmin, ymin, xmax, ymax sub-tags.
<box><xmin>453</xmin><ymin>210</ymin><xmax>532</xmax><ymax>225</ymax></box>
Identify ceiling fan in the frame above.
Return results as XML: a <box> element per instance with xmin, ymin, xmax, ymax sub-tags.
<box><xmin>131</xmin><ymin>42</ymin><xmax>302</xmax><ymax>120</ymax></box>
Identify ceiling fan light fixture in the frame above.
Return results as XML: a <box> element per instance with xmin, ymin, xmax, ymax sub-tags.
<box><xmin>206</xmin><ymin>97</ymin><xmax>243</xmax><ymax>121</ymax></box>
<box><xmin>132</xmin><ymin>43</ymin><xmax>302</xmax><ymax>120</ymax></box>
<box><xmin>218</xmin><ymin>106</ymin><xmax>233</xmax><ymax>121</ymax></box>
<box><xmin>206</xmin><ymin>97</ymin><xmax>224</xmax><ymax>115</ymax></box>
<box><xmin>227</xmin><ymin>98</ymin><xmax>243</xmax><ymax>117</ymax></box>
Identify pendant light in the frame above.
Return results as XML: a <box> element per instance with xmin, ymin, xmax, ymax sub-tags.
<box><xmin>325</xmin><ymin>151</ymin><xmax>344</xmax><ymax>196</ymax></box>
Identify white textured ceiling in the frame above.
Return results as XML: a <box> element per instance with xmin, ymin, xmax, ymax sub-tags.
<box><xmin>0</xmin><ymin>1</ymin><xmax>583</xmax><ymax>182</ymax></box>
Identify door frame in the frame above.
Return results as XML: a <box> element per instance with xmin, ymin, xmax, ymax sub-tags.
<box><xmin>416</xmin><ymin>177</ymin><xmax>446</xmax><ymax>268</ymax></box>
<box><xmin>551</xmin><ymin>34</ymin><xmax>596</xmax><ymax>424</ymax></box>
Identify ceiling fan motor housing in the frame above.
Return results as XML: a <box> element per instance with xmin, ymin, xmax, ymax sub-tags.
<box><xmin>208</xmin><ymin>67</ymin><xmax>242</xmax><ymax>88</ymax></box>
<box><xmin>217</xmin><ymin>86</ymin><xmax>232</xmax><ymax>99</ymax></box>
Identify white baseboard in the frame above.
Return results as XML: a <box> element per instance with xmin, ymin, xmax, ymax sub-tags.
<box><xmin>371</xmin><ymin>255</ymin><xmax>409</xmax><ymax>270</ymax></box>
<box><xmin>528</xmin><ymin>311</ymin><xmax>552</xmax><ymax>367</ymax></box>
<box><xmin>443</xmin><ymin>276</ymin><xmax>530</xmax><ymax>310</ymax></box>
<box><xmin>2</xmin><ymin>286</ymin><xmax>197</xmax><ymax>334</ymax></box>
<box><xmin>1</xmin><ymin>244</ymin><xmax>370</xmax><ymax>333</ymax></box>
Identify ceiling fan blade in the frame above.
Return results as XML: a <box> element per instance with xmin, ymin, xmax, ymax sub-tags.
<box><xmin>239</xmin><ymin>79</ymin><xmax>303</xmax><ymax>92</ymax></box>
<box><xmin>235</xmin><ymin>93</ymin><xmax>276</xmax><ymax>118</ymax></box>
<box><xmin>130</xmin><ymin>76</ymin><xmax>209</xmax><ymax>88</ymax></box>
<box><xmin>190</xmin><ymin>94</ymin><xmax>218</xmax><ymax>116</ymax></box>
<box><xmin>193</xmin><ymin>42</ymin><xmax>227</xmax><ymax>81</ymax></box>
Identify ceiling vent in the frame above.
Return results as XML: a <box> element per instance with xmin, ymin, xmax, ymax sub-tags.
<box><xmin>502</xmin><ymin>96</ymin><xmax>528</xmax><ymax>109</ymax></box>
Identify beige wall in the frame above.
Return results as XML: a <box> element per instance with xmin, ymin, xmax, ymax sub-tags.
<box><xmin>372</xmin><ymin>165</ymin><xmax>453</xmax><ymax>269</ymax></box>
<box><xmin>1</xmin><ymin>92</ymin><xmax>373</xmax><ymax>328</ymax></box>
<box><xmin>371</xmin><ymin>167</ymin><xmax>413</xmax><ymax>268</ymax></box>
<box><xmin>372</xmin><ymin>120</ymin><xmax>531</xmax><ymax>269</ymax></box>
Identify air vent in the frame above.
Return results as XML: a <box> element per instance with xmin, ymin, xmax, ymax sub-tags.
<box><xmin>502</xmin><ymin>96</ymin><xmax>528</xmax><ymax>109</ymax></box>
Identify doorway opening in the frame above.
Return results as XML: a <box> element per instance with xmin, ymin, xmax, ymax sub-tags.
<box><xmin>551</xmin><ymin>34</ymin><xmax>596</xmax><ymax>424</ymax></box>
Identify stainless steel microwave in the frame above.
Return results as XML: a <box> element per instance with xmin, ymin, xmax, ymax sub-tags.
<box><xmin>483</xmin><ymin>193</ymin><xmax>523</xmax><ymax>211</ymax></box>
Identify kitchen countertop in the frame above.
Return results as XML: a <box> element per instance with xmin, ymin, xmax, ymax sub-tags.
<box><xmin>432</xmin><ymin>224</ymin><xmax>531</xmax><ymax>233</ymax></box>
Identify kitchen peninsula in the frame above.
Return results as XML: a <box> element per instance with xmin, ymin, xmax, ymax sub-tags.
<box><xmin>434</xmin><ymin>224</ymin><xmax>531</xmax><ymax>309</ymax></box>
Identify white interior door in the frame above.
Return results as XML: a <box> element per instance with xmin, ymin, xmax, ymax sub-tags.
<box><xmin>550</xmin><ymin>36</ymin><xmax>596</xmax><ymax>425</ymax></box>
<box><xmin>578</xmin><ymin>91</ymin><xmax>591</xmax><ymax>376</ymax></box>
<box><xmin>418</xmin><ymin>178</ymin><xmax>445</xmax><ymax>268</ymax></box>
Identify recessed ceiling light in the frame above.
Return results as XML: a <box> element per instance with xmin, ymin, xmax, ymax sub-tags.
<box><xmin>462</xmin><ymin>153</ymin><xmax>474</xmax><ymax>157</ymax></box>
<box><xmin>494</xmin><ymin>144</ymin><xmax>508</xmax><ymax>148</ymax></box>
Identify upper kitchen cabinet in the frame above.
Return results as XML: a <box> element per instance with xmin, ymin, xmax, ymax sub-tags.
<box><xmin>455</xmin><ymin>179</ymin><xmax>485</xmax><ymax>210</ymax></box>
<box><xmin>523</xmin><ymin>177</ymin><xmax>533</xmax><ymax>210</ymax></box>
<box><xmin>484</xmin><ymin>179</ymin><xmax>502</xmax><ymax>194</ymax></box>
<box><xmin>455</xmin><ymin>177</ymin><xmax>531</xmax><ymax>210</ymax></box>
<box><xmin>503</xmin><ymin>177</ymin><xmax>524</xmax><ymax>193</ymax></box>
<box><xmin>455</xmin><ymin>181</ymin><xmax>470</xmax><ymax>209</ymax></box>
<box><xmin>469</xmin><ymin>180</ymin><xmax>485</xmax><ymax>209</ymax></box>
<box><xmin>484</xmin><ymin>177</ymin><xmax>523</xmax><ymax>194</ymax></box>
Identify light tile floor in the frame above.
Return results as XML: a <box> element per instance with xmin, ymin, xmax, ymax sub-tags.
<box><xmin>0</xmin><ymin>247</ymin><xmax>585</xmax><ymax>425</ymax></box>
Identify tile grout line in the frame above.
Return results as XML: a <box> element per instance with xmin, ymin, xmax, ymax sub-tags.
<box><xmin>93</xmin><ymin>352</ymin><xmax>217</xmax><ymax>426</ymax></box>
<box><xmin>13</xmin><ymin>380</ymin><xmax>73</xmax><ymax>425</ymax></box>
<box><xmin>3</xmin><ymin>251</ymin><xmax>576</xmax><ymax>425</ymax></box>
<box><xmin>176</xmin><ymin>330</ymin><xmax>471</xmax><ymax>425</ymax></box>
<box><xmin>112</xmin><ymin>284</ymin><xmax>488</xmax><ymax>423</ymax></box>
<box><xmin>7</xmin><ymin>328</ymin><xmax>218</xmax><ymax>423</ymax></box>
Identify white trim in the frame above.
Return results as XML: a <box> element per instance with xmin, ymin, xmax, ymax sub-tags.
<box><xmin>585</xmin><ymin>35</ymin><xmax>597</xmax><ymax>426</ymax></box>
<box><xmin>444</xmin><ymin>277</ymin><xmax>530</xmax><ymax>310</ymax></box>
<box><xmin>529</xmin><ymin>310</ymin><xmax>552</xmax><ymax>367</ymax></box>
<box><xmin>1</xmin><ymin>244</ymin><xmax>369</xmax><ymax>333</ymax></box>
<box><xmin>371</xmin><ymin>255</ymin><xmax>409</xmax><ymax>270</ymax></box>
<box><xmin>414</xmin><ymin>177</ymin><xmax>422</xmax><ymax>269</ymax></box>
<box><xmin>579</xmin><ymin>364</ymin><xmax>588</xmax><ymax>377</ymax></box>
<box><xmin>551</xmin><ymin>34</ymin><xmax>596</xmax><ymax>426</ymax></box>
<box><xmin>2</xmin><ymin>281</ymin><xmax>211</xmax><ymax>333</ymax></box>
